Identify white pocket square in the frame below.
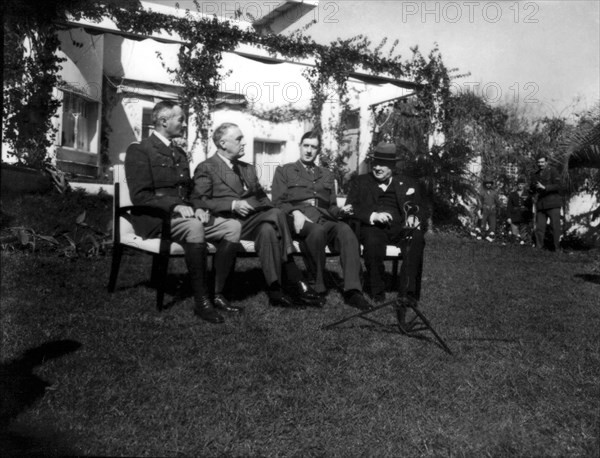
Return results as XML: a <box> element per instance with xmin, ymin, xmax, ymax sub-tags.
<box><xmin>406</xmin><ymin>188</ymin><xmax>415</xmax><ymax>195</ymax></box>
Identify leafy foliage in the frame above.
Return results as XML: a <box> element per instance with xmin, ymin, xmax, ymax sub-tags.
<box><xmin>2</xmin><ymin>0</ymin><xmax>142</xmax><ymax>169</ymax></box>
<box><xmin>4</xmin><ymin>0</ymin><xmax>450</xmax><ymax>191</ymax></box>
<box><xmin>0</xmin><ymin>189</ymin><xmax>112</xmax><ymax>257</ymax></box>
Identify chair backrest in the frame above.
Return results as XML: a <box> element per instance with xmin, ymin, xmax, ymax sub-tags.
<box><xmin>113</xmin><ymin>164</ymin><xmax>132</xmax><ymax>207</ymax></box>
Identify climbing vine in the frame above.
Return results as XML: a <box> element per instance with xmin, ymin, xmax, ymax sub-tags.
<box><xmin>2</xmin><ymin>0</ymin><xmax>142</xmax><ymax>170</ymax></box>
<box><xmin>4</xmin><ymin>0</ymin><xmax>453</xmax><ymax>180</ymax></box>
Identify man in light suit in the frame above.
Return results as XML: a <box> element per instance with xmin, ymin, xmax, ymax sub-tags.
<box><xmin>271</xmin><ymin>131</ymin><xmax>371</xmax><ymax>310</ymax></box>
<box><xmin>125</xmin><ymin>101</ymin><xmax>242</xmax><ymax>323</ymax></box>
<box><xmin>345</xmin><ymin>142</ymin><xmax>426</xmax><ymax>307</ymax></box>
<box><xmin>191</xmin><ymin>123</ymin><xmax>320</xmax><ymax>307</ymax></box>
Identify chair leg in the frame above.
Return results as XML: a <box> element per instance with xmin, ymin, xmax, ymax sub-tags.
<box><xmin>107</xmin><ymin>244</ymin><xmax>123</xmax><ymax>292</ymax></box>
<box><xmin>151</xmin><ymin>254</ymin><xmax>170</xmax><ymax>311</ymax></box>
<box><xmin>392</xmin><ymin>259</ymin><xmax>399</xmax><ymax>278</ymax></box>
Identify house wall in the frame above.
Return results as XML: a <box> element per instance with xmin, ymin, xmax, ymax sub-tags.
<box><xmin>54</xmin><ymin>21</ymin><xmax>417</xmax><ymax>182</ymax></box>
<box><xmin>200</xmin><ymin>108</ymin><xmax>308</xmax><ymax>190</ymax></box>
<box><xmin>107</xmin><ymin>94</ymin><xmax>158</xmax><ymax>163</ymax></box>
<box><xmin>53</xmin><ymin>28</ymin><xmax>104</xmax><ymax>174</ymax></box>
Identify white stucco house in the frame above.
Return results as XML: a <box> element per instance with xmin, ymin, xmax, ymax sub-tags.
<box><xmin>36</xmin><ymin>1</ymin><xmax>419</xmax><ymax>190</ymax></box>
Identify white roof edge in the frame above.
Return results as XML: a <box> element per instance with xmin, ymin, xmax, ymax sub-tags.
<box><xmin>139</xmin><ymin>1</ymin><xmax>254</xmax><ymax>29</ymax></box>
<box><xmin>61</xmin><ymin>16</ymin><xmax>418</xmax><ymax>89</ymax></box>
<box><xmin>64</xmin><ymin>1</ymin><xmax>254</xmax><ymax>41</ymax></box>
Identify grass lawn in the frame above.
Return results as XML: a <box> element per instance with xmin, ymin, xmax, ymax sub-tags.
<box><xmin>1</xmin><ymin>193</ymin><xmax>599</xmax><ymax>457</ymax></box>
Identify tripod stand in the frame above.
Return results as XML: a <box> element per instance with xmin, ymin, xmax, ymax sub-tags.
<box><xmin>322</xmin><ymin>298</ymin><xmax>453</xmax><ymax>355</ymax></box>
<box><xmin>323</xmin><ymin>207</ymin><xmax>452</xmax><ymax>355</ymax></box>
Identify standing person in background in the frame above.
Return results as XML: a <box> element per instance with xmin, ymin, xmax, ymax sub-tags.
<box><xmin>507</xmin><ymin>177</ymin><xmax>533</xmax><ymax>245</ymax></box>
<box><xmin>476</xmin><ymin>177</ymin><xmax>501</xmax><ymax>242</ymax></box>
<box><xmin>530</xmin><ymin>156</ymin><xmax>563</xmax><ymax>251</ymax></box>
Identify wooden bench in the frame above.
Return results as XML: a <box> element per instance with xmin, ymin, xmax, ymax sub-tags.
<box><xmin>108</xmin><ymin>165</ymin><xmax>403</xmax><ymax>309</ymax></box>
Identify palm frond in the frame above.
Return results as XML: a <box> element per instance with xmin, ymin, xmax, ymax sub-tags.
<box><xmin>554</xmin><ymin>122</ymin><xmax>600</xmax><ymax>173</ymax></box>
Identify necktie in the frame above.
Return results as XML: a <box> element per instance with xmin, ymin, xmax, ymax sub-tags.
<box><xmin>169</xmin><ymin>142</ymin><xmax>178</xmax><ymax>163</ymax></box>
<box><xmin>305</xmin><ymin>164</ymin><xmax>315</xmax><ymax>179</ymax></box>
<box><xmin>231</xmin><ymin>161</ymin><xmax>248</xmax><ymax>190</ymax></box>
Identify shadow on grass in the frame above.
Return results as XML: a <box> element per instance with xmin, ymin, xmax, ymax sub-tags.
<box><xmin>0</xmin><ymin>339</ymin><xmax>82</xmax><ymax>457</ymax></box>
<box><xmin>573</xmin><ymin>273</ymin><xmax>600</xmax><ymax>284</ymax></box>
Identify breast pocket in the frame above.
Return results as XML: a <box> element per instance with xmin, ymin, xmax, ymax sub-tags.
<box><xmin>318</xmin><ymin>180</ymin><xmax>334</xmax><ymax>198</ymax></box>
<box><xmin>287</xmin><ymin>181</ymin><xmax>312</xmax><ymax>200</ymax></box>
<box><xmin>150</xmin><ymin>159</ymin><xmax>177</xmax><ymax>187</ymax></box>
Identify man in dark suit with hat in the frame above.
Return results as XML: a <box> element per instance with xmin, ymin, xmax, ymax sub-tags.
<box><xmin>191</xmin><ymin>123</ymin><xmax>320</xmax><ymax>308</ymax></box>
<box><xmin>125</xmin><ymin>100</ymin><xmax>242</xmax><ymax>324</ymax></box>
<box><xmin>271</xmin><ymin>131</ymin><xmax>371</xmax><ymax>310</ymax></box>
<box><xmin>345</xmin><ymin>142</ymin><xmax>426</xmax><ymax>307</ymax></box>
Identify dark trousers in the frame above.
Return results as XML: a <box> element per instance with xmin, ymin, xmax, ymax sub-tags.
<box><xmin>239</xmin><ymin>208</ymin><xmax>301</xmax><ymax>286</ymax></box>
<box><xmin>360</xmin><ymin>225</ymin><xmax>425</xmax><ymax>298</ymax></box>
<box><xmin>481</xmin><ymin>208</ymin><xmax>497</xmax><ymax>233</ymax></box>
<box><xmin>535</xmin><ymin>207</ymin><xmax>561</xmax><ymax>250</ymax></box>
<box><xmin>295</xmin><ymin>220</ymin><xmax>362</xmax><ymax>293</ymax></box>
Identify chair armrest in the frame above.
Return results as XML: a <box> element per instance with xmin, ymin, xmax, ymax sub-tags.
<box><xmin>118</xmin><ymin>205</ymin><xmax>171</xmax><ymax>220</ymax></box>
<box><xmin>118</xmin><ymin>204</ymin><xmax>177</xmax><ymax>245</ymax></box>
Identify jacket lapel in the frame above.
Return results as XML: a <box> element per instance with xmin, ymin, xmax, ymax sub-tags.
<box><xmin>295</xmin><ymin>160</ymin><xmax>312</xmax><ymax>181</ymax></box>
<box><xmin>211</xmin><ymin>154</ymin><xmax>244</xmax><ymax>195</ymax></box>
<box><xmin>366</xmin><ymin>174</ymin><xmax>382</xmax><ymax>202</ymax></box>
<box><xmin>392</xmin><ymin>177</ymin><xmax>404</xmax><ymax>207</ymax></box>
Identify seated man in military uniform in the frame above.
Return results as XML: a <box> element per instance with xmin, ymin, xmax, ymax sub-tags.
<box><xmin>271</xmin><ymin>131</ymin><xmax>370</xmax><ymax>310</ymax></box>
<box><xmin>125</xmin><ymin>101</ymin><xmax>242</xmax><ymax>324</ymax></box>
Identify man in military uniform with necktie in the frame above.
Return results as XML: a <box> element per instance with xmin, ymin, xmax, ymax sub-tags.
<box><xmin>125</xmin><ymin>101</ymin><xmax>242</xmax><ymax>323</ymax></box>
<box><xmin>271</xmin><ymin>131</ymin><xmax>370</xmax><ymax>310</ymax></box>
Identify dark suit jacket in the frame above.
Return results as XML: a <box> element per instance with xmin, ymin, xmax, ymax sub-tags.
<box><xmin>125</xmin><ymin>134</ymin><xmax>203</xmax><ymax>238</ymax></box>
<box><xmin>530</xmin><ymin>166</ymin><xmax>562</xmax><ymax>210</ymax></box>
<box><xmin>271</xmin><ymin>160</ymin><xmax>340</xmax><ymax>223</ymax></box>
<box><xmin>191</xmin><ymin>153</ymin><xmax>273</xmax><ymax>217</ymax></box>
<box><xmin>345</xmin><ymin>173</ymin><xmax>424</xmax><ymax>230</ymax></box>
<box><xmin>507</xmin><ymin>190</ymin><xmax>533</xmax><ymax>223</ymax></box>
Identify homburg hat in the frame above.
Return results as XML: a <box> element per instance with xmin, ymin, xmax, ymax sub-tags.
<box><xmin>368</xmin><ymin>142</ymin><xmax>399</xmax><ymax>161</ymax></box>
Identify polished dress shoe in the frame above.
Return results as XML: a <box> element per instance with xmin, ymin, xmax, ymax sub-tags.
<box><xmin>287</xmin><ymin>281</ymin><xmax>322</xmax><ymax>306</ymax></box>
<box><xmin>214</xmin><ymin>294</ymin><xmax>243</xmax><ymax>313</ymax></box>
<box><xmin>268</xmin><ymin>290</ymin><xmax>304</xmax><ymax>308</ymax></box>
<box><xmin>343</xmin><ymin>290</ymin><xmax>372</xmax><ymax>311</ymax></box>
<box><xmin>193</xmin><ymin>296</ymin><xmax>225</xmax><ymax>323</ymax></box>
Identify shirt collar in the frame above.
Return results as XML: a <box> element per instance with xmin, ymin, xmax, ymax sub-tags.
<box><xmin>152</xmin><ymin>131</ymin><xmax>171</xmax><ymax>147</ymax></box>
<box><xmin>217</xmin><ymin>152</ymin><xmax>233</xmax><ymax>168</ymax></box>
<box><xmin>377</xmin><ymin>177</ymin><xmax>393</xmax><ymax>190</ymax></box>
<box><xmin>301</xmin><ymin>160</ymin><xmax>316</xmax><ymax>171</ymax></box>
